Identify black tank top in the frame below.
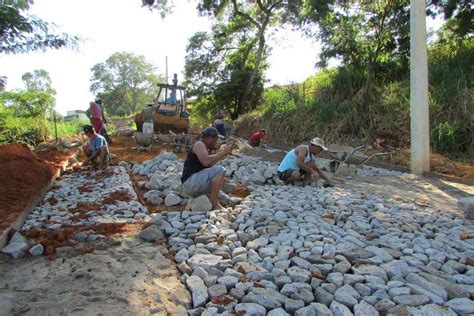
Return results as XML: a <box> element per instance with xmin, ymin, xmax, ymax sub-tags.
<box><xmin>181</xmin><ymin>144</ymin><xmax>206</xmax><ymax>183</ymax></box>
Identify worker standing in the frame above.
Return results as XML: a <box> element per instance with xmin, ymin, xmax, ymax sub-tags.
<box><xmin>87</xmin><ymin>101</ymin><xmax>104</xmax><ymax>136</ymax></box>
<box><xmin>95</xmin><ymin>99</ymin><xmax>113</xmax><ymax>144</ymax></box>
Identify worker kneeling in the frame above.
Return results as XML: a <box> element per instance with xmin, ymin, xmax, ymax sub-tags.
<box><xmin>277</xmin><ymin>137</ymin><xmax>333</xmax><ymax>187</ymax></box>
<box><xmin>82</xmin><ymin>125</ymin><xmax>109</xmax><ymax>170</ymax></box>
<box><xmin>181</xmin><ymin>127</ymin><xmax>233</xmax><ymax>210</ymax></box>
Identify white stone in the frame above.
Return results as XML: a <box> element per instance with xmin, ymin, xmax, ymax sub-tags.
<box><xmin>186</xmin><ymin>275</ymin><xmax>208</xmax><ymax>308</ymax></box>
<box><xmin>29</xmin><ymin>244</ymin><xmax>44</xmax><ymax>256</ymax></box>
<box><xmin>235</xmin><ymin>303</ymin><xmax>266</xmax><ymax>316</ymax></box>
<box><xmin>1</xmin><ymin>232</ymin><xmax>28</xmax><ymax>259</ymax></box>
<box><xmin>165</xmin><ymin>193</ymin><xmax>182</xmax><ymax>206</ymax></box>
<box><xmin>188</xmin><ymin>254</ymin><xmax>222</xmax><ymax>272</ymax></box>
<box><xmin>190</xmin><ymin>195</ymin><xmax>213</xmax><ymax>212</ymax></box>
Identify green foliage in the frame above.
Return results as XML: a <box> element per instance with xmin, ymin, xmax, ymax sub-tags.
<box><xmin>0</xmin><ymin>89</ymin><xmax>54</xmax><ymax>117</ymax></box>
<box><xmin>90</xmin><ymin>52</ymin><xmax>164</xmax><ymax>116</ymax></box>
<box><xmin>185</xmin><ymin>21</ymin><xmax>266</xmax><ymax>119</ymax></box>
<box><xmin>432</xmin><ymin>121</ymin><xmax>468</xmax><ymax>154</ymax></box>
<box><xmin>52</xmin><ymin>118</ymin><xmax>88</xmax><ymax>138</ymax></box>
<box><xmin>187</xmin><ymin>0</ymin><xmax>294</xmax><ymax>119</ymax></box>
<box><xmin>254</xmin><ymin>36</ymin><xmax>473</xmax><ymax>156</ymax></box>
<box><xmin>0</xmin><ymin>2</ymin><xmax>79</xmax><ymax>54</ymax></box>
<box><xmin>0</xmin><ymin>106</ymin><xmax>46</xmax><ymax>145</ymax></box>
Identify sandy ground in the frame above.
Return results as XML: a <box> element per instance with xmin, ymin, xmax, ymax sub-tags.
<box><xmin>0</xmin><ymin>234</ymin><xmax>190</xmax><ymax>315</ymax></box>
<box><xmin>337</xmin><ymin>174</ymin><xmax>472</xmax><ymax>218</ymax></box>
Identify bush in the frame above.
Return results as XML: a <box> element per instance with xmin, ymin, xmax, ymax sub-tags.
<box><xmin>249</xmin><ymin>36</ymin><xmax>473</xmax><ymax>157</ymax></box>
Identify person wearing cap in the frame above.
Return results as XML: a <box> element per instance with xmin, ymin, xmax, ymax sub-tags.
<box><xmin>248</xmin><ymin>129</ymin><xmax>267</xmax><ymax>147</ymax></box>
<box><xmin>82</xmin><ymin>125</ymin><xmax>109</xmax><ymax>170</ymax></box>
<box><xmin>181</xmin><ymin>127</ymin><xmax>233</xmax><ymax>210</ymax></box>
<box><xmin>277</xmin><ymin>137</ymin><xmax>333</xmax><ymax>187</ymax></box>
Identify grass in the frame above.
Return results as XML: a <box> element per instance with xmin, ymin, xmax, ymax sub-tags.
<box><xmin>238</xmin><ymin>37</ymin><xmax>473</xmax><ymax>158</ymax></box>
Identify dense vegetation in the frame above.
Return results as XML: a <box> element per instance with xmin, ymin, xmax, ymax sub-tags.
<box><xmin>0</xmin><ymin>69</ymin><xmax>88</xmax><ymax>146</ymax></box>
<box><xmin>0</xmin><ymin>0</ymin><xmax>472</xmax><ymax>158</ymax></box>
<box><xmin>236</xmin><ymin>34</ymin><xmax>473</xmax><ymax>157</ymax></box>
<box><xmin>177</xmin><ymin>0</ymin><xmax>472</xmax><ymax>157</ymax></box>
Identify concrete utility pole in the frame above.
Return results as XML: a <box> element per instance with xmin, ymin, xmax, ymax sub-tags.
<box><xmin>410</xmin><ymin>0</ymin><xmax>430</xmax><ymax>174</ymax></box>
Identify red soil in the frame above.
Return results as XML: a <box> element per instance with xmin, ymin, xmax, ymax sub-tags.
<box><xmin>35</xmin><ymin>148</ymin><xmax>73</xmax><ymax>171</ymax></box>
<box><xmin>24</xmin><ymin>222</ymin><xmax>146</xmax><ymax>256</ymax></box>
<box><xmin>0</xmin><ymin>144</ymin><xmax>55</xmax><ymax>233</ymax></box>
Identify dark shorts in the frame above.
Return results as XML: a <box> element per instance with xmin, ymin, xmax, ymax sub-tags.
<box><xmin>248</xmin><ymin>139</ymin><xmax>260</xmax><ymax>147</ymax></box>
<box><xmin>215</xmin><ymin>123</ymin><xmax>226</xmax><ymax>138</ymax></box>
<box><xmin>277</xmin><ymin>169</ymin><xmax>306</xmax><ymax>182</ymax></box>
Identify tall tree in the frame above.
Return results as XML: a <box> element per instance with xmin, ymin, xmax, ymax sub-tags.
<box><xmin>0</xmin><ymin>1</ymin><xmax>79</xmax><ymax>54</ymax></box>
<box><xmin>197</xmin><ymin>0</ymin><xmax>289</xmax><ymax>117</ymax></box>
<box><xmin>296</xmin><ymin>0</ymin><xmax>472</xmax><ymax>75</ymax></box>
<box><xmin>185</xmin><ymin>17</ymin><xmax>266</xmax><ymax>119</ymax></box>
<box><xmin>90</xmin><ymin>52</ymin><xmax>164</xmax><ymax>116</ymax></box>
<box><xmin>22</xmin><ymin>69</ymin><xmax>53</xmax><ymax>92</ymax></box>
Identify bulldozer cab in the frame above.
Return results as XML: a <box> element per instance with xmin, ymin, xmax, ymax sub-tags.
<box><xmin>134</xmin><ymin>74</ymin><xmax>190</xmax><ymax>134</ymax></box>
<box><xmin>154</xmin><ymin>82</ymin><xmax>187</xmax><ymax>117</ymax></box>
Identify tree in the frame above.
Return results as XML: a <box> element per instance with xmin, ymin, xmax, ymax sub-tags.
<box><xmin>90</xmin><ymin>52</ymin><xmax>164</xmax><ymax>116</ymax></box>
<box><xmin>196</xmin><ymin>0</ymin><xmax>290</xmax><ymax>118</ymax></box>
<box><xmin>429</xmin><ymin>0</ymin><xmax>473</xmax><ymax>39</ymax></box>
<box><xmin>184</xmin><ymin>16</ymin><xmax>267</xmax><ymax>119</ymax></box>
<box><xmin>22</xmin><ymin>69</ymin><xmax>54</xmax><ymax>92</ymax></box>
<box><xmin>0</xmin><ymin>1</ymin><xmax>79</xmax><ymax>54</ymax></box>
<box><xmin>295</xmin><ymin>0</ymin><xmax>472</xmax><ymax>76</ymax></box>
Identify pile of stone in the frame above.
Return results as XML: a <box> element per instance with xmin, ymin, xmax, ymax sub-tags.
<box><xmin>2</xmin><ymin>166</ymin><xmax>148</xmax><ymax>258</ymax></box>
<box><xmin>113</xmin><ymin>125</ymin><xmax>134</xmax><ymax>136</ymax></box>
<box><xmin>219</xmin><ymin>156</ymin><xmax>281</xmax><ymax>185</ymax></box>
<box><xmin>148</xmin><ymin>183</ymin><xmax>474</xmax><ymax>315</ymax></box>
<box><xmin>133</xmin><ymin>153</ymin><xmax>281</xmax><ymax>198</ymax></box>
<box><xmin>132</xmin><ymin>153</ymin><xmax>189</xmax><ymax>207</ymax></box>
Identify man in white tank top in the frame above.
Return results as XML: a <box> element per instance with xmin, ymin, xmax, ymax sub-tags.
<box><xmin>277</xmin><ymin>137</ymin><xmax>333</xmax><ymax>187</ymax></box>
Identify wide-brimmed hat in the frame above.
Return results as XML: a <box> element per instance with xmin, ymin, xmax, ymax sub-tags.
<box><xmin>310</xmin><ymin>137</ymin><xmax>328</xmax><ymax>151</ymax></box>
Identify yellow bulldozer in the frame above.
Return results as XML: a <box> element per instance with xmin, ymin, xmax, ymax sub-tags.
<box><xmin>134</xmin><ymin>74</ymin><xmax>190</xmax><ymax>135</ymax></box>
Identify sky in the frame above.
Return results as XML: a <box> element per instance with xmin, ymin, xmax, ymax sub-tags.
<box><xmin>0</xmin><ymin>0</ymin><xmax>318</xmax><ymax>115</ymax></box>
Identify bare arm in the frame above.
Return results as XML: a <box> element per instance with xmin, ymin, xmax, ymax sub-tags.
<box><xmin>296</xmin><ymin>146</ymin><xmax>333</xmax><ymax>185</ymax></box>
<box><xmin>313</xmin><ymin>164</ymin><xmax>333</xmax><ymax>184</ymax></box>
<box><xmin>194</xmin><ymin>141</ymin><xmax>232</xmax><ymax>167</ymax></box>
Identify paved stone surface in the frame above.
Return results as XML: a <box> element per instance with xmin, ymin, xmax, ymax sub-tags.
<box><xmin>5</xmin><ymin>152</ymin><xmax>474</xmax><ymax>315</ymax></box>
<box><xmin>151</xmin><ymin>154</ymin><xmax>474</xmax><ymax>314</ymax></box>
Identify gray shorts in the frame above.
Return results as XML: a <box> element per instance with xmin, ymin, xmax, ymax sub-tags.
<box><xmin>182</xmin><ymin>166</ymin><xmax>225</xmax><ymax>197</ymax></box>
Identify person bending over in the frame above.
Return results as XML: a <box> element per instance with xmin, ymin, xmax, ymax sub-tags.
<box><xmin>248</xmin><ymin>129</ymin><xmax>267</xmax><ymax>147</ymax></box>
<box><xmin>82</xmin><ymin>125</ymin><xmax>109</xmax><ymax>170</ymax></box>
<box><xmin>277</xmin><ymin>137</ymin><xmax>333</xmax><ymax>187</ymax></box>
<box><xmin>181</xmin><ymin>127</ymin><xmax>233</xmax><ymax>209</ymax></box>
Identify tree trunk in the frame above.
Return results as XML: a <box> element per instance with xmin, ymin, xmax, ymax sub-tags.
<box><xmin>237</xmin><ymin>24</ymin><xmax>267</xmax><ymax>117</ymax></box>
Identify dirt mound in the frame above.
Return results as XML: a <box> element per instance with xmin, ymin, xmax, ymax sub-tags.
<box><xmin>0</xmin><ymin>144</ymin><xmax>55</xmax><ymax>232</ymax></box>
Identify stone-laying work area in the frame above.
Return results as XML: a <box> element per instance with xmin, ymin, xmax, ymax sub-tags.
<box><xmin>1</xmin><ymin>147</ymin><xmax>474</xmax><ymax>315</ymax></box>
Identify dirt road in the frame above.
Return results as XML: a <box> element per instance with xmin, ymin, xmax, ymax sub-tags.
<box><xmin>0</xmin><ymin>235</ymin><xmax>190</xmax><ymax>315</ymax></box>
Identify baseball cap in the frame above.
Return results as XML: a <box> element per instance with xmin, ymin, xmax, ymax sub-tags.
<box><xmin>310</xmin><ymin>137</ymin><xmax>328</xmax><ymax>151</ymax></box>
<box><xmin>83</xmin><ymin>125</ymin><xmax>94</xmax><ymax>133</ymax></box>
<box><xmin>202</xmin><ymin>127</ymin><xmax>218</xmax><ymax>138</ymax></box>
